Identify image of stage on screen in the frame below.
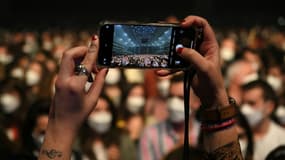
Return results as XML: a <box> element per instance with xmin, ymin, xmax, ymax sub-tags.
<box><xmin>111</xmin><ymin>24</ymin><xmax>172</xmax><ymax>68</ymax></box>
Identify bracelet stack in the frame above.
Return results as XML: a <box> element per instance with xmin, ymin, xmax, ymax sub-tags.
<box><xmin>201</xmin><ymin>118</ymin><xmax>236</xmax><ymax>132</ymax></box>
<box><xmin>199</xmin><ymin>97</ymin><xmax>238</xmax><ymax>132</ymax></box>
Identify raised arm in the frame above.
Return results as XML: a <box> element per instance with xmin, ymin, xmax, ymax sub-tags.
<box><xmin>38</xmin><ymin>36</ymin><xmax>108</xmax><ymax>160</ymax></box>
<box><xmin>157</xmin><ymin>15</ymin><xmax>243</xmax><ymax>159</ymax></box>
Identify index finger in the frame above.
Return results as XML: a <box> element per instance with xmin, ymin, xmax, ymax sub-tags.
<box><xmin>181</xmin><ymin>15</ymin><xmax>217</xmax><ymax>44</ymax></box>
<box><xmin>58</xmin><ymin>46</ymin><xmax>88</xmax><ymax>81</ymax></box>
<box><xmin>81</xmin><ymin>35</ymin><xmax>99</xmax><ymax>74</ymax></box>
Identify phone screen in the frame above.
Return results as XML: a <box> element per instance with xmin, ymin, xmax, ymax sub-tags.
<box><xmin>98</xmin><ymin>23</ymin><xmax>199</xmax><ymax>69</ymax></box>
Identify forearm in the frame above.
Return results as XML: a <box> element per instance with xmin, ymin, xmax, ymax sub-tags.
<box><xmin>38</xmin><ymin>120</ymin><xmax>78</xmax><ymax>160</ymax></box>
<box><xmin>203</xmin><ymin>128</ymin><xmax>243</xmax><ymax>160</ymax></box>
<box><xmin>202</xmin><ymin>91</ymin><xmax>243</xmax><ymax>160</ymax></box>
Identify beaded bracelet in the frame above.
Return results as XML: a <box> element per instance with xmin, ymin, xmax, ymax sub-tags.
<box><xmin>201</xmin><ymin>118</ymin><xmax>236</xmax><ymax>132</ymax></box>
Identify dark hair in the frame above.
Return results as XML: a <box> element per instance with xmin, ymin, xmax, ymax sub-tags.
<box><xmin>266</xmin><ymin>145</ymin><xmax>285</xmax><ymax>160</ymax></box>
<box><xmin>163</xmin><ymin>145</ymin><xmax>206</xmax><ymax>160</ymax></box>
<box><xmin>120</xmin><ymin>82</ymin><xmax>146</xmax><ymax>119</ymax></box>
<box><xmin>241</xmin><ymin>79</ymin><xmax>278</xmax><ymax>107</ymax></box>
<box><xmin>20</xmin><ymin>98</ymin><xmax>51</xmax><ymax>155</ymax></box>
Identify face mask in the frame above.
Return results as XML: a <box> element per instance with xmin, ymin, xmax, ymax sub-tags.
<box><xmin>43</xmin><ymin>41</ymin><xmax>53</xmax><ymax>51</ymax></box>
<box><xmin>0</xmin><ymin>53</ymin><xmax>13</xmax><ymax>65</ymax></box>
<box><xmin>275</xmin><ymin>105</ymin><xmax>285</xmax><ymax>124</ymax></box>
<box><xmin>124</xmin><ymin>69</ymin><xmax>144</xmax><ymax>83</ymax></box>
<box><xmin>266</xmin><ymin>75</ymin><xmax>282</xmax><ymax>92</ymax></box>
<box><xmin>32</xmin><ymin>133</ymin><xmax>45</xmax><ymax>148</ymax></box>
<box><xmin>88</xmin><ymin>111</ymin><xmax>112</xmax><ymax>134</ymax></box>
<box><xmin>157</xmin><ymin>79</ymin><xmax>170</xmax><ymax>98</ymax></box>
<box><xmin>126</xmin><ymin>96</ymin><xmax>145</xmax><ymax>114</ymax></box>
<box><xmin>105</xmin><ymin>68</ymin><xmax>121</xmax><ymax>85</ymax></box>
<box><xmin>220</xmin><ymin>47</ymin><xmax>235</xmax><ymax>61</ymax></box>
<box><xmin>167</xmin><ymin>96</ymin><xmax>187</xmax><ymax>123</ymax></box>
<box><xmin>242</xmin><ymin>73</ymin><xmax>259</xmax><ymax>85</ymax></box>
<box><xmin>0</xmin><ymin>94</ymin><xmax>20</xmax><ymax>114</ymax></box>
<box><xmin>26</xmin><ymin>70</ymin><xmax>41</xmax><ymax>86</ymax></box>
<box><xmin>239</xmin><ymin>138</ymin><xmax>248</xmax><ymax>158</ymax></box>
<box><xmin>10</xmin><ymin>67</ymin><xmax>24</xmax><ymax>79</ymax></box>
<box><xmin>241</xmin><ymin>104</ymin><xmax>264</xmax><ymax>127</ymax></box>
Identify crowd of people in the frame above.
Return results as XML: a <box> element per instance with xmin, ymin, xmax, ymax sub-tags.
<box><xmin>111</xmin><ymin>54</ymin><xmax>169</xmax><ymax>68</ymax></box>
<box><xmin>0</xmin><ymin>15</ymin><xmax>285</xmax><ymax>160</ymax></box>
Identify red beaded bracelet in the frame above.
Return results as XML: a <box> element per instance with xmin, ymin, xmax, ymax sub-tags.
<box><xmin>201</xmin><ymin>118</ymin><xmax>236</xmax><ymax>132</ymax></box>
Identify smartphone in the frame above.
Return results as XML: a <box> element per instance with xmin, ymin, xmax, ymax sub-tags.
<box><xmin>97</xmin><ymin>22</ymin><xmax>202</xmax><ymax>69</ymax></box>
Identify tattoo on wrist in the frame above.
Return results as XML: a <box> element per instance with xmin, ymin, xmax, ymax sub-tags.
<box><xmin>206</xmin><ymin>139</ymin><xmax>243</xmax><ymax>160</ymax></box>
<box><xmin>41</xmin><ymin>149</ymin><xmax>63</xmax><ymax>159</ymax></box>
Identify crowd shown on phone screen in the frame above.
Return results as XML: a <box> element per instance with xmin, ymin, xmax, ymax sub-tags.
<box><xmin>1</xmin><ymin>15</ymin><xmax>285</xmax><ymax>160</ymax></box>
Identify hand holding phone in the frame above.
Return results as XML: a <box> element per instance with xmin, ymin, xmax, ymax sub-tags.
<box><xmin>97</xmin><ymin>22</ymin><xmax>202</xmax><ymax>69</ymax></box>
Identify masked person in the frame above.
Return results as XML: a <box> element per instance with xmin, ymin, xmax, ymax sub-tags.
<box><xmin>240</xmin><ymin>79</ymin><xmax>285</xmax><ymax>160</ymax></box>
<box><xmin>138</xmin><ymin>73</ymin><xmax>201</xmax><ymax>160</ymax></box>
<box><xmin>79</xmin><ymin>94</ymin><xmax>121</xmax><ymax>160</ymax></box>
<box><xmin>38</xmin><ymin>16</ymin><xmax>244</xmax><ymax>160</ymax></box>
<box><xmin>0</xmin><ymin>79</ymin><xmax>25</xmax><ymax>145</ymax></box>
<box><xmin>18</xmin><ymin>99</ymin><xmax>82</xmax><ymax>160</ymax></box>
<box><xmin>119</xmin><ymin>83</ymin><xmax>146</xmax><ymax>160</ymax></box>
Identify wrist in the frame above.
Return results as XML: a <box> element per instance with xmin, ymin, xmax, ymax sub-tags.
<box><xmin>198</xmin><ymin>97</ymin><xmax>237</xmax><ymax>123</ymax></box>
<box><xmin>39</xmin><ymin>121</ymin><xmax>77</xmax><ymax>160</ymax></box>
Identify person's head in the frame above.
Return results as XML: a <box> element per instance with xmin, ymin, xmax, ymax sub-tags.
<box><xmin>103</xmin><ymin>68</ymin><xmax>126</xmax><ymax>108</ymax></box>
<box><xmin>240</xmin><ymin>47</ymin><xmax>263</xmax><ymax>72</ymax></box>
<box><xmin>162</xmin><ymin>145</ymin><xmax>206</xmax><ymax>160</ymax></box>
<box><xmin>123</xmin><ymin>82</ymin><xmax>146</xmax><ymax>116</ymax></box>
<box><xmin>167</xmin><ymin>73</ymin><xmax>185</xmax><ymax>124</ymax></box>
<box><xmin>167</xmin><ymin>73</ymin><xmax>201</xmax><ymax>123</ymax></box>
<box><xmin>87</xmin><ymin>94</ymin><xmax>117</xmax><ymax>135</ymax></box>
<box><xmin>21</xmin><ymin>98</ymin><xmax>50</xmax><ymax>152</ymax></box>
<box><xmin>265</xmin><ymin>62</ymin><xmax>284</xmax><ymax>95</ymax></box>
<box><xmin>225</xmin><ymin>59</ymin><xmax>260</xmax><ymax>104</ymax></box>
<box><xmin>265</xmin><ymin>145</ymin><xmax>285</xmax><ymax>160</ymax></box>
<box><xmin>241</xmin><ymin>79</ymin><xmax>278</xmax><ymax>129</ymax></box>
<box><xmin>24</xmin><ymin>60</ymin><xmax>46</xmax><ymax>87</ymax></box>
<box><xmin>0</xmin><ymin>79</ymin><xmax>25</xmax><ymax>116</ymax></box>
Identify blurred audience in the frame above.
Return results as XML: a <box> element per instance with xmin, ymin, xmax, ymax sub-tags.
<box><xmin>0</xmin><ymin>15</ymin><xmax>284</xmax><ymax>159</ymax></box>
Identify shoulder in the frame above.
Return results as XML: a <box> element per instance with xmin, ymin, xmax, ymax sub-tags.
<box><xmin>270</xmin><ymin>121</ymin><xmax>285</xmax><ymax>133</ymax></box>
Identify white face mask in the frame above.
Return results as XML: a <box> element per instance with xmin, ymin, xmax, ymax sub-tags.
<box><xmin>0</xmin><ymin>53</ymin><xmax>13</xmax><ymax>65</ymax></box>
<box><xmin>275</xmin><ymin>105</ymin><xmax>285</xmax><ymax>124</ymax></box>
<box><xmin>124</xmin><ymin>69</ymin><xmax>144</xmax><ymax>83</ymax></box>
<box><xmin>10</xmin><ymin>67</ymin><xmax>24</xmax><ymax>79</ymax></box>
<box><xmin>241</xmin><ymin>104</ymin><xmax>264</xmax><ymax>127</ymax></box>
<box><xmin>126</xmin><ymin>95</ymin><xmax>145</xmax><ymax>114</ymax></box>
<box><xmin>25</xmin><ymin>70</ymin><xmax>41</xmax><ymax>86</ymax></box>
<box><xmin>43</xmin><ymin>41</ymin><xmax>53</xmax><ymax>51</ymax></box>
<box><xmin>266</xmin><ymin>75</ymin><xmax>282</xmax><ymax>92</ymax></box>
<box><xmin>105</xmin><ymin>68</ymin><xmax>121</xmax><ymax>85</ymax></box>
<box><xmin>239</xmin><ymin>138</ymin><xmax>248</xmax><ymax>158</ymax></box>
<box><xmin>88</xmin><ymin>111</ymin><xmax>112</xmax><ymax>134</ymax></box>
<box><xmin>167</xmin><ymin>96</ymin><xmax>186</xmax><ymax>123</ymax></box>
<box><xmin>157</xmin><ymin>79</ymin><xmax>170</xmax><ymax>98</ymax></box>
<box><xmin>0</xmin><ymin>94</ymin><xmax>20</xmax><ymax>114</ymax></box>
<box><xmin>220</xmin><ymin>47</ymin><xmax>235</xmax><ymax>61</ymax></box>
<box><xmin>32</xmin><ymin>133</ymin><xmax>45</xmax><ymax>148</ymax></box>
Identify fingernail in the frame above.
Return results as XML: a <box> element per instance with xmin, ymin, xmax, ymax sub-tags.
<box><xmin>176</xmin><ymin>44</ymin><xmax>184</xmax><ymax>54</ymax></box>
<box><xmin>177</xmin><ymin>47</ymin><xmax>184</xmax><ymax>54</ymax></box>
<box><xmin>92</xmin><ymin>35</ymin><xmax>97</xmax><ymax>41</ymax></box>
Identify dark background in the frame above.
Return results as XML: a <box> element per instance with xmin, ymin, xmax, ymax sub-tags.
<box><xmin>0</xmin><ymin>0</ymin><xmax>284</xmax><ymax>30</ymax></box>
